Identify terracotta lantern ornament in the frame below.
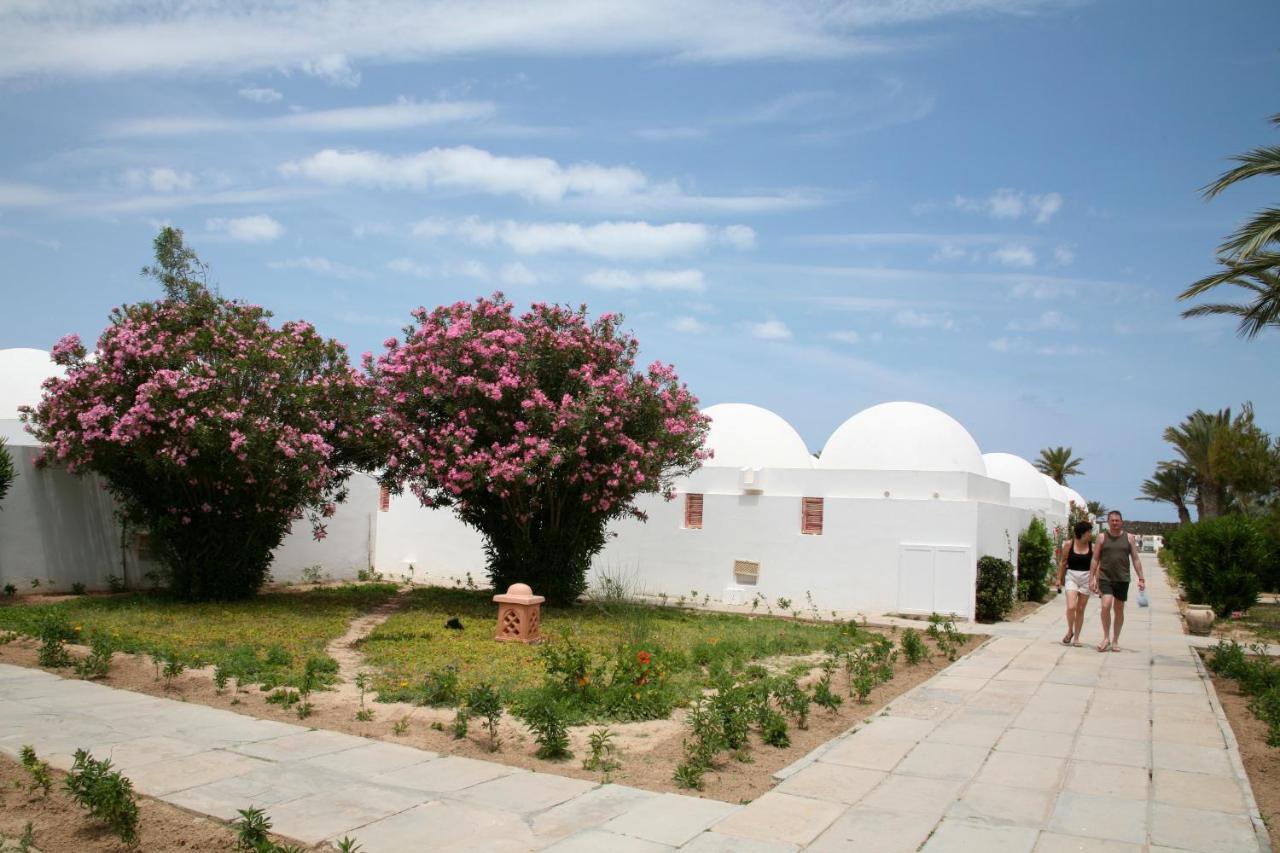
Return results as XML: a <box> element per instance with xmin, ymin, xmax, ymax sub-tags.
<box><xmin>493</xmin><ymin>583</ymin><xmax>545</xmax><ymax>644</ymax></box>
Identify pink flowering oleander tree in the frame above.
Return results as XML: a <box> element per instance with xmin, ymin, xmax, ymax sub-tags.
<box><xmin>369</xmin><ymin>294</ymin><xmax>710</xmax><ymax>605</ymax></box>
<box><xmin>21</xmin><ymin>229</ymin><xmax>374</xmax><ymax>600</ymax></box>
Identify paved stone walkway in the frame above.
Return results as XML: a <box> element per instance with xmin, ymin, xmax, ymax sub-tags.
<box><xmin>0</xmin><ymin>564</ymin><xmax>1270</xmax><ymax>852</ymax></box>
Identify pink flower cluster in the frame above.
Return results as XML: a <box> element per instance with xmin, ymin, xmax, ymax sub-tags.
<box><xmin>22</xmin><ymin>295</ymin><xmax>367</xmax><ymax>537</ymax></box>
<box><xmin>368</xmin><ymin>293</ymin><xmax>710</xmax><ymax>528</ymax></box>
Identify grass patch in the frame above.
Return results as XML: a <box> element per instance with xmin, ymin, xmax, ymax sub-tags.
<box><xmin>360</xmin><ymin>586</ymin><xmax>874</xmax><ymax>723</ymax></box>
<box><xmin>0</xmin><ymin>583</ymin><xmax>398</xmax><ymax>688</ymax></box>
<box><xmin>1236</xmin><ymin>603</ymin><xmax>1280</xmax><ymax>645</ymax></box>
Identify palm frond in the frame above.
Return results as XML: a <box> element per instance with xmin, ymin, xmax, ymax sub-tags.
<box><xmin>1218</xmin><ymin>207</ymin><xmax>1280</xmax><ymax>260</ymax></box>
<box><xmin>1203</xmin><ymin>144</ymin><xmax>1280</xmax><ymax>198</ymax></box>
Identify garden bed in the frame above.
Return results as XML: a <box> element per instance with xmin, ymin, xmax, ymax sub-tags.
<box><xmin>0</xmin><ymin>584</ymin><xmax>982</xmax><ymax>804</ymax></box>
<box><xmin>1208</xmin><ymin>673</ymin><xmax>1280</xmax><ymax>834</ymax></box>
<box><xmin>1206</xmin><ymin>599</ymin><xmax>1280</xmax><ymax>645</ymax></box>
<box><xmin>0</xmin><ymin>752</ymin><xmax>275</xmax><ymax>853</ymax></box>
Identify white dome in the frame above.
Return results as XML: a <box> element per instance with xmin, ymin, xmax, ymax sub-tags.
<box><xmin>701</xmin><ymin>403</ymin><xmax>814</xmax><ymax>469</ymax></box>
<box><xmin>819</xmin><ymin>402</ymin><xmax>986</xmax><ymax>474</ymax></box>
<box><xmin>982</xmin><ymin>453</ymin><xmax>1053</xmax><ymax>501</ymax></box>
<box><xmin>1041</xmin><ymin>474</ymin><xmax>1070</xmax><ymax>506</ymax></box>
<box><xmin>0</xmin><ymin>348</ymin><xmax>62</xmax><ymax>421</ymax></box>
<box><xmin>1062</xmin><ymin>486</ymin><xmax>1086</xmax><ymax>510</ymax></box>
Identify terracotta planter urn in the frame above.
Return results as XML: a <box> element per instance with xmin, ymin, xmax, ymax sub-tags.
<box><xmin>1185</xmin><ymin>605</ymin><xmax>1215</xmax><ymax>636</ymax></box>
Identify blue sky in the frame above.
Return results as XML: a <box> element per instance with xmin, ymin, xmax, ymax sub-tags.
<box><xmin>2</xmin><ymin>0</ymin><xmax>1278</xmax><ymax>522</ymax></box>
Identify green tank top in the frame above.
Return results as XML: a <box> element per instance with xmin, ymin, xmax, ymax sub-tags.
<box><xmin>1099</xmin><ymin>531</ymin><xmax>1131</xmax><ymax>582</ymax></box>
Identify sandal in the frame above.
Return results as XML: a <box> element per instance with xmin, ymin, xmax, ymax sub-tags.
<box><xmin>1110</xmin><ymin>645</ymin><xmax>1121</xmax><ymax>653</ymax></box>
<box><xmin>1072</xmin><ymin>641</ymin><xmax>1083</xmax><ymax>647</ymax></box>
<box><xmin>1062</xmin><ymin>633</ymin><xmax>1073</xmax><ymax>646</ymax></box>
<box><xmin>1096</xmin><ymin>641</ymin><xmax>1111</xmax><ymax>653</ymax></box>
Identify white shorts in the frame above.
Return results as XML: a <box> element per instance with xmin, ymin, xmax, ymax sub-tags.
<box><xmin>1064</xmin><ymin>570</ymin><xmax>1094</xmax><ymax>595</ymax></box>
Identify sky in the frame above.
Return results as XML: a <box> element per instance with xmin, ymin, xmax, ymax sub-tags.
<box><xmin>2</xmin><ymin>0</ymin><xmax>1278</xmax><ymax>522</ymax></box>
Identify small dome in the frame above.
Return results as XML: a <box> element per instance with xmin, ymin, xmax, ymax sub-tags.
<box><xmin>982</xmin><ymin>453</ymin><xmax>1053</xmax><ymax>501</ymax></box>
<box><xmin>819</xmin><ymin>402</ymin><xmax>986</xmax><ymax>474</ymax></box>
<box><xmin>1062</xmin><ymin>486</ymin><xmax>1086</xmax><ymax>510</ymax></box>
<box><xmin>0</xmin><ymin>348</ymin><xmax>62</xmax><ymax>421</ymax></box>
<box><xmin>1041</xmin><ymin>474</ymin><xmax>1070</xmax><ymax>506</ymax></box>
<box><xmin>701</xmin><ymin>403</ymin><xmax>814</xmax><ymax>469</ymax></box>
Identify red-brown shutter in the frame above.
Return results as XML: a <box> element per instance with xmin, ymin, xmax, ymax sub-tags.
<box><xmin>379</xmin><ymin>486</ymin><xmax>391</xmax><ymax>512</ymax></box>
<box><xmin>684</xmin><ymin>493</ymin><xmax>704</xmax><ymax>529</ymax></box>
<box><xmin>801</xmin><ymin>497</ymin><xmax>823</xmax><ymax>534</ymax></box>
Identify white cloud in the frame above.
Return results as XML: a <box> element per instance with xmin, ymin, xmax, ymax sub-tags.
<box><xmin>387</xmin><ymin>257</ymin><xmax>490</xmax><ymax>280</ymax></box>
<box><xmin>1010</xmin><ymin>280</ymin><xmax>1077</xmax><ymax>300</ymax></box>
<box><xmin>748</xmin><ymin>320</ymin><xmax>793</xmax><ymax>340</ymax></box>
<box><xmin>989</xmin><ymin>244</ymin><xmax>1036</xmax><ymax>267</ymax></box>
<box><xmin>634</xmin><ymin>127</ymin><xmax>706</xmax><ymax>141</ymax></box>
<box><xmin>1035</xmin><ymin>344</ymin><xmax>1084</xmax><ymax>357</ymax></box>
<box><xmin>1007</xmin><ymin>310</ymin><xmax>1077</xmax><ymax>332</ymax></box>
<box><xmin>719</xmin><ymin>224</ymin><xmax>757</xmax><ymax>250</ymax></box>
<box><xmin>828</xmin><ymin>330</ymin><xmax>861</xmax><ymax>344</ymax></box>
<box><xmin>206</xmin><ymin>214</ymin><xmax>283</xmax><ymax>243</ymax></box>
<box><xmin>412</xmin><ymin>217</ymin><xmax>749</xmax><ymax>261</ymax></box>
<box><xmin>109</xmin><ymin>99</ymin><xmax>494</xmax><ymax>136</ymax></box>
<box><xmin>989</xmin><ymin>337</ymin><xmax>1011</xmax><ymax>352</ymax></box>
<box><xmin>238</xmin><ymin>86</ymin><xmax>282</xmax><ymax>103</ymax></box>
<box><xmin>953</xmin><ymin>188</ymin><xmax>1063</xmax><ymax>224</ymax></box>
<box><xmin>1053</xmin><ymin>246</ymin><xmax>1075</xmax><ymax>266</ymax></box>
<box><xmin>894</xmin><ymin>310</ymin><xmax>954</xmax><ymax>330</ymax></box>
<box><xmin>123</xmin><ymin>167</ymin><xmax>195</xmax><ymax>193</ymax></box>
<box><xmin>277</xmin><ymin>143</ymin><xmax>815</xmax><ymax>214</ymax></box>
<box><xmin>668</xmin><ymin>316</ymin><xmax>708</xmax><ymax>334</ymax></box>
<box><xmin>268</xmin><ymin>255</ymin><xmax>369</xmax><ymax>279</ymax></box>
<box><xmin>0</xmin><ymin>182</ymin><xmax>66</xmax><ymax>208</ymax></box>
<box><xmin>300</xmin><ymin>53</ymin><xmax>360</xmax><ymax>87</ymax></box>
<box><xmin>500</xmin><ymin>262</ymin><xmax>538</xmax><ymax>285</ymax></box>
<box><xmin>281</xmin><ymin>144</ymin><xmax>645</xmax><ymax>203</ymax></box>
<box><xmin>582</xmin><ymin>268</ymin><xmax>706</xmax><ymax>292</ymax></box>
<box><xmin>0</xmin><ymin>2</ymin><xmax>1061</xmax><ymax>81</ymax></box>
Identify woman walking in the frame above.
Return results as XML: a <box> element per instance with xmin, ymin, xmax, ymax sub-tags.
<box><xmin>1057</xmin><ymin>520</ymin><xmax>1095</xmax><ymax>646</ymax></box>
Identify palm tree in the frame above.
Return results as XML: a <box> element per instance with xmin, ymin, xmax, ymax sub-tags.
<box><xmin>1138</xmin><ymin>463</ymin><xmax>1193</xmax><ymax>525</ymax></box>
<box><xmin>1086</xmin><ymin>500</ymin><xmax>1106</xmax><ymax>519</ymax></box>
<box><xmin>1034</xmin><ymin>446</ymin><xmax>1084</xmax><ymax>485</ymax></box>
<box><xmin>1162</xmin><ymin>408</ymin><xmax>1232</xmax><ymax>519</ymax></box>
<box><xmin>1179</xmin><ymin>113</ymin><xmax>1280</xmax><ymax>338</ymax></box>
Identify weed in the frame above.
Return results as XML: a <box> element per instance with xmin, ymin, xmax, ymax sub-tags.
<box><xmin>519</xmin><ymin>699</ymin><xmax>573</xmax><ymax>761</ymax></box>
<box><xmin>19</xmin><ymin>745</ymin><xmax>52</xmax><ymax>796</ymax></box>
<box><xmin>758</xmin><ymin>707</ymin><xmax>791</xmax><ymax>748</ymax></box>
<box><xmin>813</xmin><ymin>671</ymin><xmax>843</xmax><ymax>713</ymax></box>
<box><xmin>355</xmin><ymin>708</ymin><xmax>375</xmax><ymax>722</ymax></box>
<box><xmin>36</xmin><ymin>614</ymin><xmax>74</xmax><ymax>668</ymax></box>
<box><xmin>354</xmin><ymin>672</ymin><xmax>370</xmax><ymax>707</ymax></box>
<box><xmin>300</xmin><ymin>565</ymin><xmax>323</xmax><ymax>584</ymax></box>
<box><xmin>264</xmin><ymin>644</ymin><xmax>292</xmax><ymax>668</ymax></box>
<box><xmin>900</xmin><ymin>628</ymin><xmax>927</xmax><ymax>665</ymax></box>
<box><xmin>295</xmin><ymin>701</ymin><xmax>313</xmax><ymax>719</ymax></box>
<box><xmin>29</xmin><ymin>579</ymin><xmax>40</xmax><ymax>589</ymax></box>
<box><xmin>232</xmin><ymin>805</ymin><xmax>272</xmax><ymax>851</ymax></box>
<box><xmin>73</xmin><ymin>633</ymin><xmax>115</xmax><ymax>679</ymax></box>
<box><xmin>417</xmin><ymin>665</ymin><xmax>461</xmax><ymax>706</ymax></box>
<box><xmin>213</xmin><ymin>665</ymin><xmax>230</xmax><ymax>693</ymax></box>
<box><xmin>65</xmin><ymin>748</ymin><xmax>139</xmax><ymax>845</ymax></box>
<box><xmin>2</xmin><ymin>583</ymin><xmax>15</xmax><ymax>597</ymax></box>
<box><xmin>161</xmin><ymin>654</ymin><xmax>186</xmax><ymax>689</ymax></box>
<box><xmin>265</xmin><ymin>688</ymin><xmax>301</xmax><ymax>708</ymax></box>
<box><xmin>15</xmin><ymin>822</ymin><xmax>35</xmax><ymax>853</ymax></box>
<box><xmin>583</xmin><ymin>728</ymin><xmax>621</xmax><ymax>779</ymax></box>
<box><xmin>466</xmin><ymin>682</ymin><xmax>503</xmax><ymax>751</ymax></box>
<box><xmin>334</xmin><ymin>838</ymin><xmax>364</xmax><ymax>853</ymax></box>
<box><xmin>452</xmin><ymin>706</ymin><xmax>469</xmax><ymax>739</ymax></box>
<box><xmin>392</xmin><ymin>717</ymin><xmax>410</xmax><ymax>736</ymax></box>
<box><xmin>106</xmin><ymin>574</ymin><xmax>127</xmax><ymax>593</ymax></box>
<box><xmin>0</xmin><ymin>630</ymin><xmax>17</xmax><ymax>644</ymax></box>
<box><xmin>357</xmin><ymin>567</ymin><xmax>384</xmax><ymax>582</ymax></box>
<box><xmin>71</xmin><ymin>582</ymin><xmax>87</xmax><ymax>596</ymax></box>
<box><xmin>777</xmin><ymin>597</ymin><xmax>792</xmax><ymax>612</ymax></box>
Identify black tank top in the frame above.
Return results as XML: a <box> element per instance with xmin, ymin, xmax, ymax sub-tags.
<box><xmin>1066</xmin><ymin>544</ymin><xmax>1091</xmax><ymax>572</ymax></box>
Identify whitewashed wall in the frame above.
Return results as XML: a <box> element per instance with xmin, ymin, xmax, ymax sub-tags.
<box><xmin>0</xmin><ymin>420</ymin><xmax>378</xmax><ymax>591</ymax></box>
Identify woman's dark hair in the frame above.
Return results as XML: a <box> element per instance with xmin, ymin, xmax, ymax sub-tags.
<box><xmin>1073</xmin><ymin>521</ymin><xmax>1093</xmax><ymax>539</ymax></box>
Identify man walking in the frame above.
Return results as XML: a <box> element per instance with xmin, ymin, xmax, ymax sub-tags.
<box><xmin>1089</xmin><ymin>510</ymin><xmax>1146</xmax><ymax>652</ymax></box>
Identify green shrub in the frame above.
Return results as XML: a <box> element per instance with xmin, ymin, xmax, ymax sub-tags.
<box><xmin>975</xmin><ymin>556</ymin><xmax>1015</xmax><ymax>622</ymax></box>
<box><xmin>465</xmin><ymin>682</ymin><xmax>504</xmax><ymax>751</ymax></box>
<box><xmin>1017</xmin><ymin>517</ymin><xmax>1055</xmax><ymax>602</ymax></box>
<box><xmin>65</xmin><ymin>749</ymin><xmax>139</xmax><ymax>845</ymax></box>
<box><xmin>1249</xmin><ymin>687</ymin><xmax>1280</xmax><ymax>747</ymax></box>
<box><xmin>517</xmin><ymin>698</ymin><xmax>572</xmax><ymax>761</ymax></box>
<box><xmin>1166</xmin><ymin>516</ymin><xmax>1267</xmax><ymax>616</ymax></box>
<box><xmin>900</xmin><ymin>628</ymin><xmax>927</xmax><ymax>665</ymax></box>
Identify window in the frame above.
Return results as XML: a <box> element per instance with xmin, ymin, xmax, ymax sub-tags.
<box><xmin>379</xmin><ymin>486</ymin><xmax>391</xmax><ymax>512</ymax></box>
<box><xmin>801</xmin><ymin>497</ymin><xmax>823</xmax><ymax>535</ymax></box>
<box><xmin>684</xmin><ymin>493</ymin><xmax>704</xmax><ymax>529</ymax></box>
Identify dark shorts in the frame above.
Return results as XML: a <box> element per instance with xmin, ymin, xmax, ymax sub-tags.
<box><xmin>1098</xmin><ymin>579</ymin><xmax>1130</xmax><ymax>601</ymax></box>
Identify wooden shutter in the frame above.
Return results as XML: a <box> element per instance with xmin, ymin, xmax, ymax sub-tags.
<box><xmin>684</xmin><ymin>493</ymin><xmax>704</xmax><ymax>529</ymax></box>
<box><xmin>379</xmin><ymin>486</ymin><xmax>391</xmax><ymax>512</ymax></box>
<box><xmin>801</xmin><ymin>497</ymin><xmax>823</xmax><ymax>535</ymax></box>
